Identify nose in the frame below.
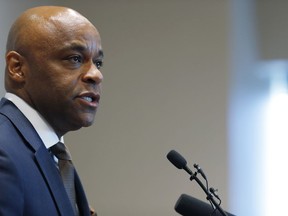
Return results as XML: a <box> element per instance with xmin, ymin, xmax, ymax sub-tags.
<box><xmin>82</xmin><ymin>63</ymin><xmax>103</xmax><ymax>85</ymax></box>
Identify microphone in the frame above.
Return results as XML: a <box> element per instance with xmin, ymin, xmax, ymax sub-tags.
<box><xmin>175</xmin><ymin>194</ymin><xmax>236</xmax><ymax>216</ymax></box>
<box><xmin>167</xmin><ymin>150</ymin><xmax>231</xmax><ymax>216</ymax></box>
<box><xmin>166</xmin><ymin>150</ymin><xmax>192</xmax><ymax>175</ymax></box>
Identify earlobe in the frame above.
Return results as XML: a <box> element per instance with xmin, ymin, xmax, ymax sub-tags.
<box><xmin>6</xmin><ymin>51</ymin><xmax>26</xmax><ymax>82</ymax></box>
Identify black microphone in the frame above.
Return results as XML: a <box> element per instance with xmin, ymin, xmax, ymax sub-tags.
<box><xmin>166</xmin><ymin>150</ymin><xmax>192</xmax><ymax>175</ymax></box>
<box><xmin>175</xmin><ymin>194</ymin><xmax>236</xmax><ymax>216</ymax></box>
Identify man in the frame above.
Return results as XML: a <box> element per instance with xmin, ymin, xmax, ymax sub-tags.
<box><xmin>0</xmin><ymin>6</ymin><xmax>103</xmax><ymax>216</ymax></box>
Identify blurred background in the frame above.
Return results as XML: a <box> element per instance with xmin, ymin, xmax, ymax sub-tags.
<box><xmin>1</xmin><ymin>1</ymin><xmax>288</xmax><ymax>215</ymax></box>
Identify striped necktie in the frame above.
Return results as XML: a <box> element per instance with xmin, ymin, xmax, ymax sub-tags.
<box><xmin>50</xmin><ymin>142</ymin><xmax>78</xmax><ymax>215</ymax></box>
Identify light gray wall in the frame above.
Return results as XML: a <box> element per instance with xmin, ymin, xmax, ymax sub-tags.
<box><xmin>256</xmin><ymin>0</ymin><xmax>288</xmax><ymax>60</ymax></box>
<box><xmin>0</xmin><ymin>1</ymin><xmax>230</xmax><ymax>215</ymax></box>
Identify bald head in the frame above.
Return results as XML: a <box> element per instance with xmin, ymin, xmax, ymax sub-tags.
<box><xmin>6</xmin><ymin>6</ymin><xmax>96</xmax><ymax>54</ymax></box>
<box><xmin>4</xmin><ymin>6</ymin><xmax>104</xmax><ymax>135</ymax></box>
<box><xmin>5</xmin><ymin>6</ymin><xmax>101</xmax><ymax>92</ymax></box>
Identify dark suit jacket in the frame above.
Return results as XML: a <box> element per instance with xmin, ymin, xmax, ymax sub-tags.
<box><xmin>0</xmin><ymin>97</ymin><xmax>91</xmax><ymax>216</ymax></box>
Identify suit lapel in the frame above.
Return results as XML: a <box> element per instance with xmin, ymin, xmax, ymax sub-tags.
<box><xmin>35</xmin><ymin>146</ymin><xmax>75</xmax><ymax>215</ymax></box>
<box><xmin>75</xmin><ymin>171</ymin><xmax>91</xmax><ymax>216</ymax></box>
<box><xmin>0</xmin><ymin>98</ymin><xmax>75</xmax><ymax>215</ymax></box>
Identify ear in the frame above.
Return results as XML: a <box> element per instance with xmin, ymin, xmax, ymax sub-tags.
<box><xmin>6</xmin><ymin>51</ymin><xmax>27</xmax><ymax>83</ymax></box>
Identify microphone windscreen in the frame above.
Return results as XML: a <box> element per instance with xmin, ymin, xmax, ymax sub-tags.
<box><xmin>175</xmin><ymin>194</ymin><xmax>236</xmax><ymax>216</ymax></box>
<box><xmin>167</xmin><ymin>150</ymin><xmax>187</xmax><ymax>169</ymax></box>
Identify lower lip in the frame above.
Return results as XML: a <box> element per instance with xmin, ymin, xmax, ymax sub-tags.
<box><xmin>78</xmin><ymin>97</ymin><xmax>98</xmax><ymax>108</ymax></box>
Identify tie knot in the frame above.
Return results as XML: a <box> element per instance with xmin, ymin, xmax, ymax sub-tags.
<box><xmin>50</xmin><ymin>142</ymin><xmax>72</xmax><ymax>161</ymax></box>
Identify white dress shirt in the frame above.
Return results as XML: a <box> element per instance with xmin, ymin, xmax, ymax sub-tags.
<box><xmin>4</xmin><ymin>93</ymin><xmax>64</xmax><ymax>149</ymax></box>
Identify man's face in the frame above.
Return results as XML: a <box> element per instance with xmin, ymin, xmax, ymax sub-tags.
<box><xmin>22</xmin><ymin>17</ymin><xmax>104</xmax><ymax>136</ymax></box>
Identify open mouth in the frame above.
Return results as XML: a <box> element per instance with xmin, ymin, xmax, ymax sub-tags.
<box><xmin>82</xmin><ymin>96</ymin><xmax>94</xmax><ymax>102</ymax></box>
<box><xmin>78</xmin><ymin>92</ymin><xmax>100</xmax><ymax>106</ymax></box>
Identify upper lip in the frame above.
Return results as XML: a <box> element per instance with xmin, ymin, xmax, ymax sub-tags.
<box><xmin>77</xmin><ymin>92</ymin><xmax>100</xmax><ymax>103</ymax></box>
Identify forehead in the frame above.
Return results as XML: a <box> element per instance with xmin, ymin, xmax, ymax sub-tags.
<box><xmin>58</xmin><ymin>25</ymin><xmax>102</xmax><ymax>54</ymax></box>
<box><xmin>59</xmin><ymin>38</ymin><xmax>104</xmax><ymax>58</ymax></box>
<box><xmin>31</xmin><ymin>12</ymin><xmax>102</xmax><ymax>55</ymax></box>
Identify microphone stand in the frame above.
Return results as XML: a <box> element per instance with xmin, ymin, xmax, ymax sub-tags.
<box><xmin>167</xmin><ymin>150</ymin><xmax>229</xmax><ymax>216</ymax></box>
<box><xmin>189</xmin><ymin>172</ymin><xmax>228</xmax><ymax>216</ymax></box>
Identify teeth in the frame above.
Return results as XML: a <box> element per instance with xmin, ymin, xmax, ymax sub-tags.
<box><xmin>82</xmin><ymin>96</ymin><xmax>93</xmax><ymax>102</ymax></box>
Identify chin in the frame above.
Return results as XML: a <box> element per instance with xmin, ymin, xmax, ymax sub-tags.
<box><xmin>81</xmin><ymin>117</ymin><xmax>96</xmax><ymax>127</ymax></box>
<box><xmin>68</xmin><ymin>121</ymin><xmax>94</xmax><ymax>132</ymax></box>
<box><xmin>82</xmin><ymin>121</ymin><xmax>94</xmax><ymax>127</ymax></box>
<box><xmin>70</xmin><ymin>114</ymin><xmax>96</xmax><ymax>130</ymax></box>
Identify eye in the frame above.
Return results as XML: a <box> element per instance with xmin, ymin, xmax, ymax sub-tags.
<box><xmin>94</xmin><ymin>60</ymin><xmax>103</xmax><ymax>69</ymax></box>
<box><xmin>68</xmin><ymin>55</ymin><xmax>83</xmax><ymax>64</ymax></box>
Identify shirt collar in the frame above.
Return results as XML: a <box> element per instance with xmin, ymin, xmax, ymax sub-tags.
<box><xmin>4</xmin><ymin>93</ymin><xmax>64</xmax><ymax>149</ymax></box>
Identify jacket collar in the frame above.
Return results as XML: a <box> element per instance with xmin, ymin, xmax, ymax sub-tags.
<box><xmin>0</xmin><ymin>98</ymin><xmax>76</xmax><ymax>215</ymax></box>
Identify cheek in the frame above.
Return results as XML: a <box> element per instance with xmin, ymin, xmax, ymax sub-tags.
<box><xmin>46</xmin><ymin>65</ymin><xmax>80</xmax><ymax>94</ymax></box>
<box><xmin>54</xmin><ymin>77</ymin><xmax>79</xmax><ymax>99</ymax></box>
<box><xmin>26</xmin><ymin>60</ymin><xmax>81</xmax><ymax>103</ymax></box>
<box><xmin>39</xmin><ymin>72</ymin><xmax>77</xmax><ymax>96</ymax></box>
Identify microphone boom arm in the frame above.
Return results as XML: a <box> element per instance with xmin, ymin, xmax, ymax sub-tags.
<box><xmin>189</xmin><ymin>172</ymin><xmax>228</xmax><ymax>216</ymax></box>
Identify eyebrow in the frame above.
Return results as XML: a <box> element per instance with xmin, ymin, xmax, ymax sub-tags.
<box><xmin>98</xmin><ymin>50</ymin><xmax>104</xmax><ymax>59</ymax></box>
<box><xmin>62</xmin><ymin>43</ymin><xmax>104</xmax><ymax>58</ymax></box>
